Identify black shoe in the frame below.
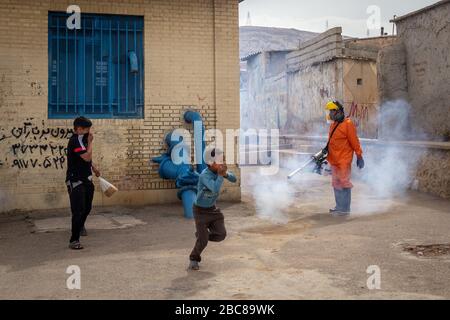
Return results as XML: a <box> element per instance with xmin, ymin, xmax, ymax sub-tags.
<box><xmin>69</xmin><ymin>241</ymin><xmax>84</xmax><ymax>250</ymax></box>
<box><xmin>336</xmin><ymin>210</ymin><xmax>350</xmax><ymax>216</ymax></box>
<box><xmin>329</xmin><ymin>204</ymin><xmax>346</xmax><ymax>213</ymax></box>
<box><xmin>330</xmin><ymin>208</ymin><xmax>350</xmax><ymax>216</ymax></box>
<box><xmin>80</xmin><ymin>227</ymin><xmax>87</xmax><ymax>237</ymax></box>
<box><xmin>330</xmin><ymin>209</ymin><xmax>350</xmax><ymax>217</ymax></box>
<box><xmin>329</xmin><ymin>207</ymin><xmax>340</xmax><ymax>214</ymax></box>
<box><xmin>188</xmin><ymin>260</ymin><xmax>199</xmax><ymax>271</ymax></box>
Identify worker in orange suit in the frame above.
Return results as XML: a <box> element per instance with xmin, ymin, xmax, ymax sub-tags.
<box><xmin>325</xmin><ymin>100</ymin><xmax>365</xmax><ymax>216</ymax></box>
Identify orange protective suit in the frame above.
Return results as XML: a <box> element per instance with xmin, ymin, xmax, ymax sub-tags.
<box><xmin>327</xmin><ymin>118</ymin><xmax>363</xmax><ymax>190</ymax></box>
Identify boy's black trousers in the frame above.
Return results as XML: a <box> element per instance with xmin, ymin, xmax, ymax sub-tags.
<box><xmin>190</xmin><ymin>205</ymin><xmax>227</xmax><ymax>262</ymax></box>
<box><xmin>67</xmin><ymin>181</ymin><xmax>94</xmax><ymax>243</ymax></box>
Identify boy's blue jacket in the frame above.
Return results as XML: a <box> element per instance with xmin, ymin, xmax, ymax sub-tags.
<box><xmin>194</xmin><ymin>167</ymin><xmax>237</xmax><ymax>208</ymax></box>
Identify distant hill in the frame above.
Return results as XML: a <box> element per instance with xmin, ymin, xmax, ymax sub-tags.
<box><xmin>240</xmin><ymin>26</ymin><xmax>319</xmax><ymax>59</ymax></box>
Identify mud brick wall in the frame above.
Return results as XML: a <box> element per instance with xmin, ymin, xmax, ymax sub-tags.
<box><xmin>415</xmin><ymin>148</ymin><xmax>450</xmax><ymax>199</ymax></box>
<box><xmin>0</xmin><ymin>0</ymin><xmax>241</xmax><ymax>212</ymax></box>
<box><xmin>379</xmin><ymin>1</ymin><xmax>450</xmax><ymax>141</ymax></box>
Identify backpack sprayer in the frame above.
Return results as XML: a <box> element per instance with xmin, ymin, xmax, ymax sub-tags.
<box><xmin>287</xmin><ymin>147</ymin><xmax>329</xmax><ymax>179</ymax></box>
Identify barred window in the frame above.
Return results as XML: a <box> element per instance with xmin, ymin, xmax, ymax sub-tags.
<box><xmin>48</xmin><ymin>12</ymin><xmax>144</xmax><ymax>119</ymax></box>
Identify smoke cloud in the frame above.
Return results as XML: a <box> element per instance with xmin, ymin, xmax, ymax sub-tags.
<box><xmin>351</xmin><ymin>99</ymin><xmax>425</xmax><ymax>215</ymax></box>
<box><xmin>251</xmin><ymin>172</ymin><xmax>293</xmax><ymax>224</ymax></box>
<box><xmin>247</xmin><ymin>154</ymin><xmax>322</xmax><ymax>224</ymax></box>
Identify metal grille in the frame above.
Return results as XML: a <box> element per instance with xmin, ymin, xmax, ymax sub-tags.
<box><xmin>48</xmin><ymin>12</ymin><xmax>144</xmax><ymax>119</ymax></box>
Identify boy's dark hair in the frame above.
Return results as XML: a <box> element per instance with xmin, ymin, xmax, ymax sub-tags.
<box><xmin>73</xmin><ymin>116</ymin><xmax>92</xmax><ymax>129</ymax></box>
<box><xmin>206</xmin><ymin>148</ymin><xmax>224</xmax><ymax>165</ymax></box>
<box><xmin>211</xmin><ymin>148</ymin><xmax>221</xmax><ymax>158</ymax></box>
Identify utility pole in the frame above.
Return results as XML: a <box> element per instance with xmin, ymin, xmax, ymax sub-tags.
<box><xmin>246</xmin><ymin>11</ymin><xmax>252</xmax><ymax>26</ymax></box>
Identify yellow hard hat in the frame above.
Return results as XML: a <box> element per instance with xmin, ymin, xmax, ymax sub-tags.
<box><xmin>325</xmin><ymin>101</ymin><xmax>340</xmax><ymax>110</ymax></box>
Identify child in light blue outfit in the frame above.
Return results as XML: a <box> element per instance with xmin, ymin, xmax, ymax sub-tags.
<box><xmin>188</xmin><ymin>148</ymin><xmax>236</xmax><ymax>270</ymax></box>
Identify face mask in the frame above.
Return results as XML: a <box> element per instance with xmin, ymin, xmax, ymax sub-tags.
<box><xmin>335</xmin><ymin>110</ymin><xmax>345</xmax><ymax>122</ymax></box>
<box><xmin>328</xmin><ymin>110</ymin><xmax>345</xmax><ymax>122</ymax></box>
<box><xmin>325</xmin><ymin>111</ymin><xmax>333</xmax><ymax>124</ymax></box>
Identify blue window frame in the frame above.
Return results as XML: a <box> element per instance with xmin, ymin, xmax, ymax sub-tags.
<box><xmin>48</xmin><ymin>12</ymin><xmax>144</xmax><ymax>119</ymax></box>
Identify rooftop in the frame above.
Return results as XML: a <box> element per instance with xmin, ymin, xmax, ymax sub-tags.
<box><xmin>239</xmin><ymin>26</ymin><xmax>318</xmax><ymax>60</ymax></box>
<box><xmin>391</xmin><ymin>0</ymin><xmax>450</xmax><ymax>23</ymax></box>
<box><xmin>241</xmin><ymin>49</ymin><xmax>293</xmax><ymax>62</ymax></box>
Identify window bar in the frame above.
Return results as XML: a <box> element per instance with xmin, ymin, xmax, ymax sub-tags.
<box><xmin>100</xmin><ymin>19</ymin><xmax>103</xmax><ymax>115</ymax></box>
<box><xmin>75</xmin><ymin>26</ymin><xmax>77</xmax><ymax>114</ymax></box>
<box><xmin>125</xmin><ymin>21</ymin><xmax>129</xmax><ymax>114</ymax></box>
<box><xmin>92</xmin><ymin>18</ymin><xmax>95</xmax><ymax>114</ymax></box>
<box><xmin>139</xmin><ymin>24</ymin><xmax>143</xmax><ymax>108</ymax></box>
<box><xmin>56</xmin><ymin>17</ymin><xmax>59</xmax><ymax>114</ymax></box>
<box><xmin>117</xmin><ymin>20</ymin><xmax>120</xmax><ymax>114</ymax></box>
<box><xmin>84</xmin><ymin>19</ymin><xmax>86</xmax><ymax>115</ymax></box>
<box><xmin>109</xmin><ymin>20</ymin><xmax>112</xmax><ymax>116</ymax></box>
<box><xmin>65</xmin><ymin>21</ymin><xmax>68</xmax><ymax>114</ymax></box>
<box><xmin>134</xmin><ymin>20</ymin><xmax>137</xmax><ymax>114</ymax></box>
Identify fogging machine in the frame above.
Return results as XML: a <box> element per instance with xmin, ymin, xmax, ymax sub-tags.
<box><xmin>287</xmin><ymin>121</ymin><xmax>342</xmax><ymax>180</ymax></box>
<box><xmin>287</xmin><ymin>148</ymin><xmax>329</xmax><ymax>179</ymax></box>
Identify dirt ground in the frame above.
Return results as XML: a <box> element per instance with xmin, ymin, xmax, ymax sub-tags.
<box><xmin>1</xmin><ymin>167</ymin><xmax>450</xmax><ymax>300</ymax></box>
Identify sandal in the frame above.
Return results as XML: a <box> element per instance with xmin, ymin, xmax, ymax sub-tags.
<box><xmin>69</xmin><ymin>241</ymin><xmax>84</xmax><ymax>250</ymax></box>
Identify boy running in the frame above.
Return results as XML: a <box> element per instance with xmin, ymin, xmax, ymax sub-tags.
<box><xmin>188</xmin><ymin>148</ymin><xmax>237</xmax><ymax>270</ymax></box>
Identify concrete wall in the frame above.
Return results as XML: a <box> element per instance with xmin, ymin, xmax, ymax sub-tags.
<box><xmin>373</xmin><ymin>2</ymin><xmax>450</xmax><ymax>197</ymax></box>
<box><xmin>285</xmin><ymin>28</ymin><xmax>344</xmax><ymax>136</ymax></box>
<box><xmin>286</xmin><ymin>60</ymin><xmax>341</xmax><ymax>136</ymax></box>
<box><xmin>286</xmin><ymin>58</ymin><xmax>379</xmax><ymax>138</ymax></box>
<box><xmin>384</xmin><ymin>1</ymin><xmax>450</xmax><ymax>140</ymax></box>
<box><xmin>343</xmin><ymin>59</ymin><xmax>379</xmax><ymax>138</ymax></box>
<box><xmin>0</xmin><ymin>0</ymin><xmax>241</xmax><ymax>213</ymax></box>
<box><xmin>377</xmin><ymin>42</ymin><xmax>411</xmax><ymax>140</ymax></box>
<box><xmin>244</xmin><ymin>53</ymin><xmax>265</xmax><ymax>130</ymax></box>
<box><xmin>285</xmin><ymin>28</ymin><xmax>384</xmax><ymax>138</ymax></box>
<box><xmin>243</xmin><ymin>51</ymin><xmax>288</xmax><ymax>130</ymax></box>
<box><xmin>344</xmin><ymin>36</ymin><xmax>397</xmax><ymax>50</ymax></box>
<box><xmin>415</xmin><ymin>147</ymin><xmax>450</xmax><ymax>198</ymax></box>
<box><xmin>377</xmin><ymin>41</ymin><xmax>409</xmax><ymax>103</ymax></box>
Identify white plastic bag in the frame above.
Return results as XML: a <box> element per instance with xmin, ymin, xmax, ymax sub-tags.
<box><xmin>99</xmin><ymin>177</ymin><xmax>118</xmax><ymax>197</ymax></box>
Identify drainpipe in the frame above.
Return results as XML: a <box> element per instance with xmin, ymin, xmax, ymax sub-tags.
<box><xmin>184</xmin><ymin>110</ymin><xmax>207</xmax><ymax>173</ymax></box>
<box><xmin>151</xmin><ymin>110</ymin><xmax>207</xmax><ymax>219</ymax></box>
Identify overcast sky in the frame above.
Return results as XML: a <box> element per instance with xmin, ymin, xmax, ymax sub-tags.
<box><xmin>239</xmin><ymin>0</ymin><xmax>438</xmax><ymax>37</ymax></box>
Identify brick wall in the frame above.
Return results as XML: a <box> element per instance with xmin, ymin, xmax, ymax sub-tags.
<box><xmin>0</xmin><ymin>0</ymin><xmax>241</xmax><ymax>212</ymax></box>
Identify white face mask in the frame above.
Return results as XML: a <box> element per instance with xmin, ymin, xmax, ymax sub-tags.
<box><xmin>325</xmin><ymin>111</ymin><xmax>333</xmax><ymax>124</ymax></box>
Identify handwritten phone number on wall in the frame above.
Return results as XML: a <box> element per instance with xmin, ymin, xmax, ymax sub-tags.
<box><xmin>9</xmin><ymin>156</ymin><xmax>66</xmax><ymax>170</ymax></box>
